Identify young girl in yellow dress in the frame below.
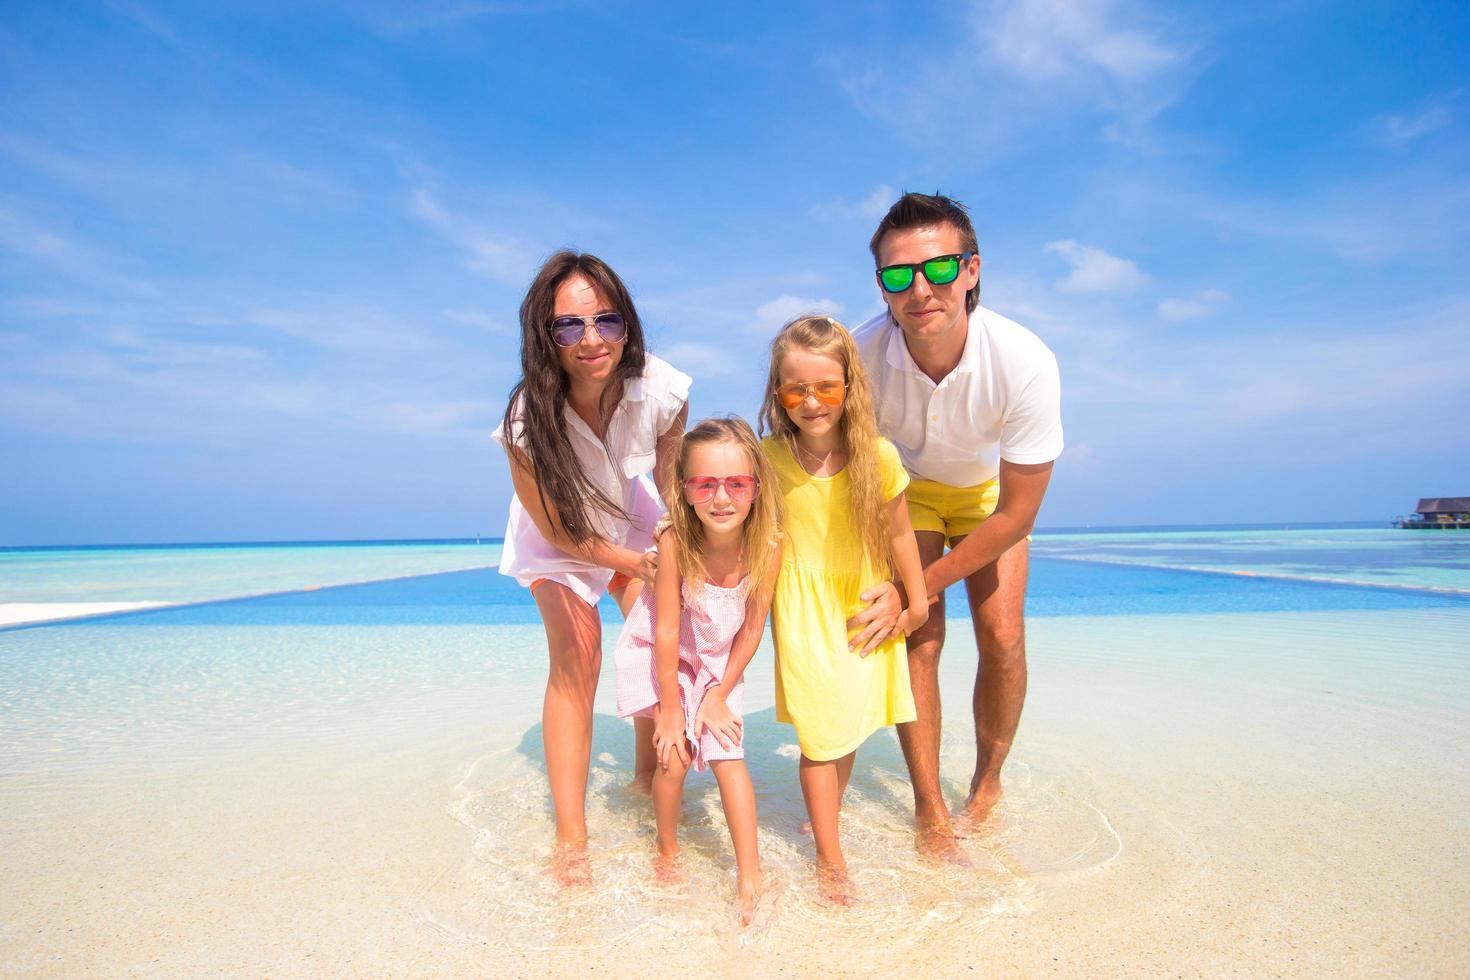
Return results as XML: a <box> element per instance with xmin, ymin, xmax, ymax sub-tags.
<box><xmin>759</xmin><ymin>315</ymin><xmax>929</xmax><ymax>903</ymax></box>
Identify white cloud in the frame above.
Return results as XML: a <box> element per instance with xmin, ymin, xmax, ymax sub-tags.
<box><xmin>1156</xmin><ymin>288</ymin><xmax>1228</xmax><ymax>321</ymax></box>
<box><xmin>1044</xmin><ymin>240</ymin><xmax>1148</xmax><ymax>293</ymax></box>
<box><xmin>752</xmin><ymin>295</ymin><xmax>845</xmax><ymax>332</ymax></box>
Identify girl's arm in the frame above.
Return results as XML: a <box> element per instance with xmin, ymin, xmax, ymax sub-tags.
<box><xmin>651</xmin><ymin>532</ymin><xmax>690</xmax><ymax>770</ymax></box>
<box><xmin>886</xmin><ymin>492</ymin><xmax>929</xmax><ymax>643</ymax></box>
<box><xmin>695</xmin><ymin>540</ymin><xmax>781</xmax><ymax>751</ymax></box>
<box><xmin>504</xmin><ymin>444</ymin><xmax>657</xmax><ymax>583</ymax></box>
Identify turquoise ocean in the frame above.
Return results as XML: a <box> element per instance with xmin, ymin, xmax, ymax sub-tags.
<box><xmin>2</xmin><ymin>526</ymin><xmax>1467</xmax><ymax>974</ymax></box>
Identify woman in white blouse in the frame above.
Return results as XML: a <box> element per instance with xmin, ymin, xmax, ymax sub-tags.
<box><xmin>492</xmin><ymin>251</ymin><xmax>689</xmax><ymax>884</ymax></box>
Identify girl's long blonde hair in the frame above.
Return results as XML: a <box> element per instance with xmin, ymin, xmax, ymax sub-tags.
<box><xmin>759</xmin><ymin>315</ymin><xmax>891</xmax><ymax>572</ymax></box>
<box><xmin>665</xmin><ymin>416</ymin><xmax>783</xmax><ymax>608</ymax></box>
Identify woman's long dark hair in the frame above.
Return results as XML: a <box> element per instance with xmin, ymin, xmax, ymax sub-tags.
<box><xmin>501</xmin><ymin>250</ymin><xmax>648</xmax><ymax>546</ymax></box>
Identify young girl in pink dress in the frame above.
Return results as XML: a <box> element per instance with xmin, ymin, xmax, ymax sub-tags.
<box><xmin>612</xmin><ymin>417</ymin><xmax>781</xmax><ymax>924</ymax></box>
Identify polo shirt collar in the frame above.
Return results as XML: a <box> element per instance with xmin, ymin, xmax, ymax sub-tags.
<box><xmin>882</xmin><ymin>310</ymin><xmax>983</xmax><ymax>378</ymax></box>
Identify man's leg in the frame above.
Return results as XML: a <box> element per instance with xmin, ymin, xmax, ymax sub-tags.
<box><xmin>955</xmin><ymin>536</ymin><xmax>1029</xmax><ymax>824</ymax></box>
<box><xmin>896</xmin><ymin>530</ymin><xmax>951</xmax><ymax>845</ymax></box>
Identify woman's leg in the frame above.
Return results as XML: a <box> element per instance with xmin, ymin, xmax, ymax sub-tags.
<box><xmin>533</xmin><ymin>581</ymin><xmax>604</xmax><ymax>868</ymax></box>
<box><xmin>799</xmin><ymin>751</ymin><xmax>856</xmax><ymax>904</ymax></box>
<box><xmin>612</xmin><ymin>577</ymin><xmax>657</xmax><ymax>792</ymax></box>
<box><xmin>651</xmin><ymin>741</ymin><xmax>689</xmax><ymax>880</ymax></box>
<box><xmin>710</xmin><ymin>759</ymin><xmax>762</xmax><ymax>923</ymax></box>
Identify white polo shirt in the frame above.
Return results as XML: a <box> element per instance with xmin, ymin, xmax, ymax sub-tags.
<box><xmin>491</xmin><ymin>354</ymin><xmax>691</xmax><ymax>604</ymax></box>
<box><xmin>852</xmin><ymin>305</ymin><xmax>1063</xmax><ymax>488</ymax></box>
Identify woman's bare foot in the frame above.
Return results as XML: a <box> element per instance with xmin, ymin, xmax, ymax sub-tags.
<box><xmin>653</xmin><ymin>850</ymin><xmax>682</xmax><ymax>884</ymax></box>
<box><xmin>736</xmin><ymin>871</ymin><xmax>763</xmax><ymax>927</ymax></box>
<box><xmin>548</xmin><ymin>841</ymin><xmax>592</xmax><ymax>888</ymax></box>
<box><xmin>629</xmin><ymin>771</ymin><xmax>654</xmax><ymax>796</ymax></box>
<box><xmin>816</xmin><ymin>860</ymin><xmax>855</xmax><ymax>907</ymax></box>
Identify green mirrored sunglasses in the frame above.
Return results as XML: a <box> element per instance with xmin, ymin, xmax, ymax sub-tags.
<box><xmin>875</xmin><ymin>252</ymin><xmax>974</xmax><ymax>293</ymax></box>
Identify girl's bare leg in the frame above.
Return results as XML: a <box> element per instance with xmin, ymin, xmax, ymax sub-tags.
<box><xmin>651</xmin><ymin>740</ymin><xmax>689</xmax><ymax>881</ymax></box>
<box><xmin>710</xmin><ymin>759</ymin><xmax>762</xmax><ymax>924</ymax></box>
<box><xmin>532</xmin><ymin>582</ymin><xmax>604</xmax><ymax>885</ymax></box>
<box><xmin>612</xmin><ymin>578</ymin><xmax>658</xmax><ymax>793</ymax></box>
<box><xmin>799</xmin><ymin>751</ymin><xmax>856</xmax><ymax>905</ymax></box>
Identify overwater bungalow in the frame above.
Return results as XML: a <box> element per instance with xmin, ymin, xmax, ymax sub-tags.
<box><xmin>1398</xmin><ymin>497</ymin><xmax>1470</xmax><ymax>529</ymax></box>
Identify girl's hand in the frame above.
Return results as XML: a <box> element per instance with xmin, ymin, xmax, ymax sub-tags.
<box><xmin>898</xmin><ymin>602</ymin><xmax>929</xmax><ymax>638</ymax></box>
<box><xmin>693</xmin><ymin>690</ymin><xmax>742</xmax><ymax>751</ymax></box>
<box><xmin>652</xmin><ymin>703</ymin><xmax>689</xmax><ymax>770</ymax></box>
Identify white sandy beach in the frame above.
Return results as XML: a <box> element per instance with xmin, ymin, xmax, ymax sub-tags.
<box><xmin>3</xmin><ymin>608</ymin><xmax>1467</xmax><ymax>976</ymax></box>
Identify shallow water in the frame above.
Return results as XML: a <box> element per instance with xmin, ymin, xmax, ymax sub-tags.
<box><xmin>2</xmin><ymin>530</ymin><xmax>1468</xmax><ymax>974</ymax></box>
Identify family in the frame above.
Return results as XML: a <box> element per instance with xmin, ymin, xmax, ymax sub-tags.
<box><xmin>491</xmin><ymin>192</ymin><xmax>1063</xmax><ymax>918</ymax></box>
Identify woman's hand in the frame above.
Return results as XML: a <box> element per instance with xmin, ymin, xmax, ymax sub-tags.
<box><xmin>693</xmin><ymin>689</ymin><xmax>742</xmax><ymax>751</ymax></box>
<box><xmin>652</xmin><ymin>702</ymin><xmax>689</xmax><ymax>770</ymax></box>
<box><xmin>625</xmin><ymin>546</ymin><xmax>658</xmax><ymax>585</ymax></box>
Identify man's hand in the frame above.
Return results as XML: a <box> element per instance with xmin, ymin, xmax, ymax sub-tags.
<box><xmin>693</xmin><ymin>689</ymin><xmax>742</xmax><ymax>751</ymax></box>
<box><xmin>848</xmin><ymin>579</ymin><xmax>903</xmax><ymax>654</ymax></box>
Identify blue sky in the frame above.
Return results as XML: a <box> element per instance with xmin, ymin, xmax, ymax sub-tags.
<box><xmin>2</xmin><ymin>1</ymin><xmax>1467</xmax><ymax>545</ymax></box>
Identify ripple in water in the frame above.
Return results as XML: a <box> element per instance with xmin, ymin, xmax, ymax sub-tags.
<box><xmin>419</xmin><ymin>725</ymin><xmax>1124</xmax><ymax>956</ymax></box>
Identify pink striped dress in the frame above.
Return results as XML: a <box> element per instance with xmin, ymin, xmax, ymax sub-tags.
<box><xmin>612</xmin><ymin>575</ymin><xmax>749</xmax><ymax>771</ymax></box>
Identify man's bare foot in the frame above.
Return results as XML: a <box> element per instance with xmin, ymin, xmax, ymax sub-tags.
<box><xmin>653</xmin><ymin>850</ymin><xmax>682</xmax><ymax>884</ymax></box>
<box><xmin>816</xmin><ymin>860</ymin><xmax>855</xmax><ymax>907</ymax></box>
<box><xmin>915</xmin><ymin>820</ymin><xmax>971</xmax><ymax>865</ymax></box>
<box><xmin>629</xmin><ymin>771</ymin><xmax>654</xmax><ymax>796</ymax></box>
<box><xmin>736</xmin><ymin>871</ymin><xmax>763</xmax><ymax>927</ymax></box>
<box><xmin>953</xmin><ymin>778</ymin><xmax>1002</xmax><ymax>834</ymax></box>
<box><xmin>548</xmin><ymin>841</ymin><xmax>592</xmax><ymax>888</ymax></box>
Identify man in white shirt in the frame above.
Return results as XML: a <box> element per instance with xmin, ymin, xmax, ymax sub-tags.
<box><xmin>850</xmin><ymin>192</ymin><xmax>1063</xmax><ymax>851</ymax></box>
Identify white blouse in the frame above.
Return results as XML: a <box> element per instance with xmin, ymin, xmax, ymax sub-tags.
<box><xmin>490</xmin><ymin>354</ymin><xmax>691</xmax><ymax>605</ymax></box>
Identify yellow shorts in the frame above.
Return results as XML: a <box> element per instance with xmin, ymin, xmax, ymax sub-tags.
<box><xmin>905</xmin><ymin>477</ymin><xmax>1000</xmax><ymax>543</ymax></box>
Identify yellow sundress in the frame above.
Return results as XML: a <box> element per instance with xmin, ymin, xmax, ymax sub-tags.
<box><xmin>763</xmin><ymin>436</ymin><xmax>918</xmax><ymax>761</ymax></box>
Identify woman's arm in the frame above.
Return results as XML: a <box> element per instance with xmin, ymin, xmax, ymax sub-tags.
<box><xmin>504</xmin><ymin>443</ymin><xmax>657</xmax><ymax>583</ymax></box>
<box><xmin>651</xmin><ymin>532</ymin><xmax>690</xmax><ymax>769</ymax></box>
<box><xmin>651</xmin><ymin>403</ymin><xmax>689</xmax><ymax>508</ymax></box>
<box><xmin>695</xmin><ymin>539</ymin><xmax>781</xmax><ymax>750</ymax></box>
<box><xmin>886</xmin><ymin>492</ymin><xmax>929</xmax><ymax>643</ymax></box>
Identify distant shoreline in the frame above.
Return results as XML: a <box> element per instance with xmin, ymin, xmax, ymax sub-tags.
<box><xmin>0</xmin><ymin>520</ymin><xmax>1399</xmax><ymax>553</ymax></box>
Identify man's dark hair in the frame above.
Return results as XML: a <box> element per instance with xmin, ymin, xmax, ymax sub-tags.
<box><xmin>869</xmin><ymin>192</ymin><xmax>981</xmax><ymax>313</ymax></box>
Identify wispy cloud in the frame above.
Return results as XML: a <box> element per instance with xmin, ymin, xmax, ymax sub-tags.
<box><xmin>408</xmin><ymin>187</ymin><xmax>540</xmax><ymax>284</ymax></box>
<box><xmin>1044</xmin><ymin>240</ymin><xmax>1148</xmax><ymax>293</ymax></box>
<box><xmin>752</xmin><ymin>295</ymin><xmax>845</xmax><ymax>332</ymax></box>
<box><xmin>810</xmin><ymin>184</ymin><xmax>898</xmax><ymax>221</ymax></box>
<box><xmin>979</xmin><ymin>0</ymin><xmax>1181</xmax><ymax>85</ymax></box>
<box><xmin>658</xmin><ymin>342</ymin><xmax>739</xmax><ymax>378</ymax></box>
<box><xmin>1157</xmin><ymin>288</ymin><xmax>1228</xmax><ymax>321</ymax></box>
<box><xmin>1369</xmin><ymin>101</ymin><xmax>1453</xmax><ymax>150</ymax></box>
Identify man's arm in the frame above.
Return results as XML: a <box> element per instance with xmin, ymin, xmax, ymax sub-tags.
<box><xmin>922</xmin><ymin>458</ymin><xmax>1053</xmax><ymax>596</ymax></box>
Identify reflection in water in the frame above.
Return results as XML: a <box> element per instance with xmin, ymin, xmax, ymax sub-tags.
<box><xmin>421</xmin><ymin>711</ymin><xmax>1124</xmax><ymax>954</ymax></box>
